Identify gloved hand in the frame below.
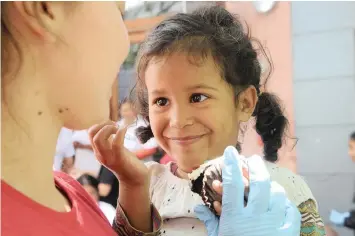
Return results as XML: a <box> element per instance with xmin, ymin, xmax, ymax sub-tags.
<box><xmin>329</xmin><ymin>210</ymin><xmax>350</xmax><ymax>226</ymax></box>
<box><xmin>194</xmin><ymin>146</ymin><xmax>301</xmax><ymax>236</ymax></box>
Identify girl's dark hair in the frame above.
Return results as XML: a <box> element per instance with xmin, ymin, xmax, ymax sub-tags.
<box><xmin>350</xmin><ymin>132</ymin><xmax>355</xmax><ymax>141</ymax></box>
<box><xmin>136</xmin><ymin>123</ymin><xmax>154</xmax><ymax>144</ymax></box>
<box><xmin>133</xmin><ymin>6</ymin><xmax>288</xmax><ymax>162</ymax></box>
<box><xmin>77</xmin><ymin>174</ymin><xmax>99</xmax><ymax>192</ymax></box>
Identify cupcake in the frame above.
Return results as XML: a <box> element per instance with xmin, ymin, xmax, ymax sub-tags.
<box><xmin>188</xmin><ymin>157</ymin><xmax>249</xmax><ymax>215</ymax></box>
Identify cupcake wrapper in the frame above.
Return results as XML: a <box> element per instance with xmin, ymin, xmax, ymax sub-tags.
<box><xmin>189</xmin><ymin>157</ymin><xmax>249</xmax><ymax>216</ymax></box>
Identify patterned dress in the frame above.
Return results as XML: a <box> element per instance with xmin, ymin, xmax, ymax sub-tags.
<box><xmin>114</xmin><ymin>160</ymin><xmax>326</xmax><ymax>235</ymax></box>
<box><xmin>266</xmin><ymin>162</ymin><xmax>325</xmax><ymax>236</ymax></box>
<box><xmin>298</xmin><ymin>199</ymin><xmax>325</xmax><ymax>235</ymax></box>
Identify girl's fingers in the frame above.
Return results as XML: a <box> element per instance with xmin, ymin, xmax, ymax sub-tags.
<box><xmin>212</xmin><ymin>180</ymin><xmax>223</xmax><ymax>195</ymax></box>
<box><xmin>213</xmin><ymin>173</ymin><xmax>249</xmax><ymax>197</ymax></box>
<box><xmin>112</xmin><ymin>125</ymin><xmax>128</xmax><ymax>154</ymax></box>
<box><xmin>88</xmin><ymin>121</ymin><xmax>116</xmax><ymax>143</ymax></box>
<box><xmin>213</xmin><ymin>201</ymin><xmax>222</xmax><ymax>216</ymax></box>
<box><xmin>92</xmin><ymin>125</ymin><xmax>118</xmax><ymax>153</ymax></box>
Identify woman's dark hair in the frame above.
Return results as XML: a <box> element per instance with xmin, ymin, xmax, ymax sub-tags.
<box><xmin>133</xmin><ymin>6</ymin><xmax>288</xmax><ymax>162</ymax></box>
<box><xmin>350</xmin><ymin>132</ymin><xmax>355</xmax><ymax>141</ymax></box>
<box><xmin>77</xmin><ymin>174</ymin><xmax>99</xmax><ymax>192</ymax></box>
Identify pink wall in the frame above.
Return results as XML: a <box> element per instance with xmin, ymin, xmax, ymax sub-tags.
<box><xmin>225</xmin><ymin>2</ymin><xmax>296</xmax><ymax>172</ymax></box>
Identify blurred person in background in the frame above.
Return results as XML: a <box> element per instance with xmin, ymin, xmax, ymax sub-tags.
<box><xmin>329</xmin><ymin>131</ymin><xmax>355</xmax><ymax>234</ymax></box>
<box><xmin>118</xmin><ymin>98</ymin><xmax>158</xmax><ymax>162</ymax></box>
<box><xmin>72</xmin><ymin>129</ymin><xmax>101</xmax><ymax>177</ymax></box>
<box><xmin>118</xmin><ymin>98</ymin><xmax>138</xmax><ymax>127</ymax></box>
<box><xmin>53</xmin><ymin>127</ymin><xmax>75</xmax><ymax>173</ymax></box>
<box><xmin>349</xmin><ymin>131</ymin><xmax>355</xmax><ymax>162</ymax></box>
<box><xmin>77</xmin><ymin>174</ymin><xmax>116</xmax><ymax>225</ymax></box>
<box><xmin>97</xmin><ymin>165</ymin><xmax>119</xmax><ymax>208</ymax></box>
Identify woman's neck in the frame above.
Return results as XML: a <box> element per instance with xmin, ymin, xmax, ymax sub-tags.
<box><xmin>1</xmin><ymin>74</ymin><xmax>69</xmax><ymax>211</ymax></box>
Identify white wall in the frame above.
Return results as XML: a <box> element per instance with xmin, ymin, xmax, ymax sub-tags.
<box><xmin>292</xmin><ymin>2</ymin><xmax>355</xmax><ymax>235</ymax></box>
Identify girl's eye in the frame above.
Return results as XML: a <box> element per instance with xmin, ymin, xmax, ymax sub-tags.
<box><xmin>190</xmin><ymin>94</ymin><xmax>208</xmax><ymax>103</ymax></box>
<box><xmin>154</xmin><ymin>98</ymin><xmax>169</xmax><ymax>107</ymax></box>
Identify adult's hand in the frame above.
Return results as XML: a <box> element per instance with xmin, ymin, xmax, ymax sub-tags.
<box><xmin>194</xmin><ymin>146</ymin><xmax>301</xmax><ymax>236</ymax></box>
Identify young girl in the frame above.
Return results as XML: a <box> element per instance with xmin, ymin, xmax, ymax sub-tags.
<box><xmin>1</xmin><ymin>2</ymin><xmax>161</xmax><ymax>235</ymax></box>
<box><xmin>130</xmin><ymin>6</ymin><xmax>324</xmax><ymax>235</ymax></box>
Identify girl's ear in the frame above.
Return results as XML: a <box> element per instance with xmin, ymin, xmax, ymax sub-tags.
<box><xmin>235</xmin><ymin>86</ymin><xmax>258</xmax><ymax>122</ymax></box>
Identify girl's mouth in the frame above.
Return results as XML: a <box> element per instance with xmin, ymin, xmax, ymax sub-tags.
<box><xmin>168</xmin><ymin>135</ymin><xmax>205</xmax><ymax>146</ymax></box>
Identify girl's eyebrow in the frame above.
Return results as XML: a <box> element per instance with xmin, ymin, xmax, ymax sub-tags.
<box><xmin>187</xmin><ymin>84</ymin><xmax>218</xmax><ymax>92</ymax></box>
<box><xmin>151</xmin><ymin>84</ymin><xmax>218</xmax><ymax>96</ymax></box>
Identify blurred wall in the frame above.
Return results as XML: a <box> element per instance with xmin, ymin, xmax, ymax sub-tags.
<box><xmin>118</xmin><ymin>68</ymin><xmax>136</xmax><ymax>101</ymax></box>
<box><xmin>291</xmin><ymin>2</ymin><xmax>355</xmax><ymax>236</ymax></box>
<box><xmin>225</xmin><ymin>2</ymin><xmax>296</xmax><ymax>172</ymax></box>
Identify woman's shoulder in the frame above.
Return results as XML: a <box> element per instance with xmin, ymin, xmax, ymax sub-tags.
<box><xmin>264</xmin><ymin>161</ymin><xmax>317</xmax><ymax>208</ymax></box>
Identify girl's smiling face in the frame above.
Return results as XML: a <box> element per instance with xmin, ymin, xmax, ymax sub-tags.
<box><xmin>145</xmin><ymin>53</ymin><xmax>255</xmax><ymax>173</ymax></box>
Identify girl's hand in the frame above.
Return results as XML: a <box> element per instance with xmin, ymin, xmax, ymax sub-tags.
<box><xmin>90</xmin><ymin>121</ymin><xmax>153</xmax><ymax>232</ymax></box>
<box><xmin>88</xmin><ymin>121</ymin><xmax>149</xmax><ymax>187</ymax></box>
<box><xmin>212</xmin><ymin>165</ymin><xmax>250</xmax><ymax>215</ymax></box>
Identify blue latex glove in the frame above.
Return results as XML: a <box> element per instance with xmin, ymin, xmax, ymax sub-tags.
<box><xmin>329</xmin><ymin>210</ymin><xmax>350</xmax><ymax>226</ymax></box>
<box><xmin>194</xmin><ymin>146</ymin><xmax>301</xmax><ymax>236</ymax></box>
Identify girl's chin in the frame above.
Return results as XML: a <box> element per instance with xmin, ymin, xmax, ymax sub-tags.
<box><xmin>186</xmin><ymin>162</ymin><xmax>209</xmax><ymax>173</ymax></box>
<box><xmin>176</xmin><ymin>158</ymin><xmax>211</xmax><ymax>173</ymax></box>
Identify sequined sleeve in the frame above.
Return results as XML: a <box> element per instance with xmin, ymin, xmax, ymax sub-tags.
<box><xmin>298</xmin><ymin>199</ymin><xmax>326</xmax><ymax>236</ymax></box>
<box><xmin>112</xmin><ymin>203</ymin><xmax>162</xmax><ymax>236</ymax></box>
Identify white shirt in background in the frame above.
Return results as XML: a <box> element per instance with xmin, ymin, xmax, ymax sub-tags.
<box><xmin>72</xmin><ymin>130</ymin><xmax>91</xmax><ymax>145</ymax></box>
<box><xmin>98</xmin><ymin>201</ymin><xmax>116</xmax><ymax>225</ymax></box>
<box><xmin>53</xmin><ymin>128</ymin><xmax>75</xmax><ymax>171</ymax></box>
<box><xmin>72</xmin><ymin>130</ymin><xmax>101</xmax><ymax>176</ymax></box>
<box><xmin>117</xmin><ymin>117</ymin><xmax>158</xmax><ymax>154</ymax></box>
